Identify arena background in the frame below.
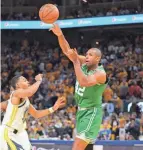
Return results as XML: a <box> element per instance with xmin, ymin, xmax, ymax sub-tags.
<box><xmin>1</xmin><ymin>0</ymin><xmax>143</xmax><ymax>150</ymax></box>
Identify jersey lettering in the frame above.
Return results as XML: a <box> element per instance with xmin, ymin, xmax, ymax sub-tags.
<box><xmin>75</xmin><ymin>81</ymin><xmax>85</xmax><ymax>96</ymax></box>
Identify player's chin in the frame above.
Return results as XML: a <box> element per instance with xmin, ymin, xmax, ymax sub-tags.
<box><xmin>85</xmin><ymin>62</ymin><xmax>91</xmax><ymax>66</ymax></box>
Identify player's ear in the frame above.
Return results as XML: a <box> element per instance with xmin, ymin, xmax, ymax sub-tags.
<box><xmin>15</xmin><ymin>82</ymin><xmax>20</xmax><ymax>89</ymax></box>
<box><xmin>95</xmin><ymin>56</ymin><xmax>101</xmax><ymax>62</ymax></box>
<box><xmin>15</xmin><ymin>83</ymin><xmax>19</xmax><ymax>89</ymax></box>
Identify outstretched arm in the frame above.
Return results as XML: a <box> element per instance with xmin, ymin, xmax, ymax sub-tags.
<box><xmin>58</xmin><ymin>34</ymin><xmax>71</xmax><ymax>55</ymax></box>
<box><xmin>14</xmin><ymin>74</ymin><xmax>43</xmax><ymax>98</ymax></box>
<box><xmin>10</xmin><ymin>74</ymin><xmax>43</xmax><ymax>105</ymax></box>
<box><xmin>50</xmin><ymin>24</ymin><xmax>86</xmax><ymax>64</ymax></box>
<box><xmin>28</xmin><ymin>97</ymin><xmax>66</xmax><ymax>119</ymax></box>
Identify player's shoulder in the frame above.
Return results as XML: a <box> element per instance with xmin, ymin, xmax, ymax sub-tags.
<box><xmin>94</xmin><ymin>69</ymin><xmax>106</xmax><ymax>84</ymax></box>
<box><xmin>96</xmin><ymin>65</ymin><xmax>106</xmax><ymax>74</ymax></box>
<box><xmin>95</xmin><ymin>72</ymin><xmax>106</xmax><ymax>85</ymax></box>
<box><xmin>97</xmin><ymin>69</ymin><xmax>106</xmax><ymax>75</ymax></box>
<box><xmin>96</xmin><ymin>69</ymin><xmax>106</xmax><ymax>76</ymax></box>
<box><xmin>13</xmin><ymin>89</ymin><xmax>23</xmax><ymax>97</ymax></box>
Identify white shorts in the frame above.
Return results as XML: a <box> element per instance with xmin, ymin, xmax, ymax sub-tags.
<box><xmin>0</xmin><ymin>125</ymin><xmax>31</xmax><ymax>150</ymax></box>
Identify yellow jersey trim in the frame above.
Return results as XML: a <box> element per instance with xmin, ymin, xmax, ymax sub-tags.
<box><xmin>4</xmin><ymin>105</ymin><xmax>18</xmax><ymax>150</ymax></box>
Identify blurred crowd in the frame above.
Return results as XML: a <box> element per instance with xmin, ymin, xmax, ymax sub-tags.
<box><xmin>1</xmin><ymin>31</ymin><xmax>143</xmax><ymax>140</ymax></box>
<box><xmin>1</xmin><ymin>1</ymin><xmax>143</xmax><ymax>20</ymax></box>
<box><xmin>1</xmin><ymin>6</ymin><xmax>142</xmax><ymax>21</ymax></box>
<box><xmin>67</xmin><ymin>1</ymin><xmax>143</xmax><ymax>19</ymax></box>
<box><xmin>98</xmin><ymin>112</ymin><xmax>143</xmax><ymax>140</ymax></box>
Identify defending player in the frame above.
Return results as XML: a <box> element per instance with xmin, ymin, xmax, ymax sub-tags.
<box><xmin>0</xmin><ymin>74</ymin><xmax>66</xmax><ymax>150</ymax></box>
<box><xmin>50</xmin><ymin>24</ymin><xmax>107</xmax><ymax>150</ymax></box>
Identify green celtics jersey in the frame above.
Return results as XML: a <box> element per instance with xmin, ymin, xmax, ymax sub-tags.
<box><xmin>74</xmin><ymin>64</ymin><xmax>107</xmax><ymax>108</ymax></box>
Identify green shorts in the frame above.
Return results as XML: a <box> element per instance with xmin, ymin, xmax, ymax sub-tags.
<box><xmin>76</xmin><ymin>107</ymin><xmax>102</xmax><ymax>143</ymax></box>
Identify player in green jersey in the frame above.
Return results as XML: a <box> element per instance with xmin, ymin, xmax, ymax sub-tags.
<box><xmin>50</xmin><ymin>24</ymin><xmax>107</xmax><ymax>150</ymax></box>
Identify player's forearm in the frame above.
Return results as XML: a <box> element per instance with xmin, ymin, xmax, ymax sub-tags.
<box><xmin>58</xmin><ymin>34</ymin><xmax>71</xmax><ymax>54</ymax></box>
<box><xmin>28</xmin><ymin>81</ymin><xmax>42</xmax><ymax>96</ymax></box>
<box><xmin>35</xmin><ymin>107</ymin><xmax>54</xmax><ymax>119</ymax></box>
<box><xmin>73</xmin><ymin>61</ymin><xmax>88</xmax><ymax>87</ymax></box>
<box><xmin>16</xmin><ymin>81</ymin><xmax>42</xmax><ymax>98</ymax></box>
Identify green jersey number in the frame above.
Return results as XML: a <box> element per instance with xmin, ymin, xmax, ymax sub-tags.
<box><xmin>75</xmin><ymin>81</ymin><xmax>85</xmax><ymax>96</ymax></box>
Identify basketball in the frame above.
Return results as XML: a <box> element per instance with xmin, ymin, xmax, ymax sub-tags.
<box><xmin>39</xmin><ymin>4</ymin><xmax>59</xmax><ymax>24</ymax></box>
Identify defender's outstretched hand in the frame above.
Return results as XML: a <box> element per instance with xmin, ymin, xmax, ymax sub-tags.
<box><xmin>35</xmin><ymin>74</ymin><xmax>43</xmax><ymax>82</ymax></box>
<box><xmin>49</xmin><ymin>23</ymin><xmax>63</xmax><ymax>37</ymax></box>
<box><xmin>53</xmin><ymin>97</ymin><xmax>66</xmax><ymax>111</ymax></box>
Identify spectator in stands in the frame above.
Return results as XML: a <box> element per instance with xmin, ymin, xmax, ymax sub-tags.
<box><xmin>112</xmin><ymin>93</ymin><xmax>123</xmax><ymax>114</ymax></box>
<box><xmin>118</xmin><ymin>118</ymin><xmax>126</xmax><ymax>140</ymax></box>
<box><xmin>129</xmin><ymin>81</ymin><xmax>141</xmax><ymax>98</ymax></box>
<box><xmin>1</xmin><ymin>1</ymin><xmax>142</xmax><ymax>20</ymax></box>
<box><xmin>99</xmin><ymin>120</ymin><xmax>112</xmax><ymax>140</ymax></box>
<box><xmin>119</xmin><ymin>78</ymin><xmax>128</xmax><ymax>99</ymax></box>
<box><xmin>126</xmin><ymin>118</ymin><xmax>140</xmax><ymax>140</ymax></box>
<box><xmin>110</xmin><ymin>116</ymin><xmax>119</xmax><ymax>140</ymax></box>
<box><xmin>103</xmin><ymin>85</ymin><xmax>113</xmax><ymax>103</ymax></box>
<box><xmin>140</xmin><ymin>114</ymin><xmax>143</xmax><ymax>136</ymax></box>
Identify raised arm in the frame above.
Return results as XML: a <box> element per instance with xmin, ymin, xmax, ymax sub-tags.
<box><xmin>50</xmin><ymin>24</ymin><xmax>70</xmax><ymax>55</ymax></box>
<box><xmin>50</xmin><ymin>24</ymin><xmax>86</xmax><ymax>64</ymax></box>
<box><xmin>14</xmin><ymin>74</ymin><xmax>43</xmax><ymax>98</ymax></box>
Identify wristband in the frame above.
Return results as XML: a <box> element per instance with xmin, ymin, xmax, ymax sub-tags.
<box><xmin>49</xmin><ymin>107</ymin><xmax>54</xmax><ymax>113</ymax></box>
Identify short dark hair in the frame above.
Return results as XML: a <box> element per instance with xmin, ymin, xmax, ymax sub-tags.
<box><xmin>10</xmin><ymin>75</ymin><xmax>21</xmax><ymax>89</ymax></box>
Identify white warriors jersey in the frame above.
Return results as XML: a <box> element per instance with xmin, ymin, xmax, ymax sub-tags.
<box><xmin>2</xmin><ymin>91</ymin><xmax>30</xmax><ymax>131</ymax></box>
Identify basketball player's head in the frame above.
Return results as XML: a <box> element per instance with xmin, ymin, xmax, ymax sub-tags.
<box><xmin>85</xmin><ymin>48</ymin><xmax>102</xmax><ymax>67</ymax></box>
<box><xmin>10</xmin><ymin>75</ymin><xmax>30</xmax><ymax>90</ymax></box>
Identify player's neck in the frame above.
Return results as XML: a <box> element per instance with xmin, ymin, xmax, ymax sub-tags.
<box><xmin>87</xmin><ymin>64</ymin><xmax>98</xmax><ymax>71</ymax></box>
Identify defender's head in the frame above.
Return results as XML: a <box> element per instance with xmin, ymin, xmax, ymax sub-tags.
<box><xmin>85</xmin><ymin>48</ymin><xmax>102</xmax><ymax>67</ymax></box>
<box><xmin>10</xmin><ymin>75</ymin><xmax>30</xmax><ymax>90</ymax></box>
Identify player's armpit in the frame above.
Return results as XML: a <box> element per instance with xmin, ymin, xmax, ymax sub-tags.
<box><xmin>0</xmin><ymin>101</ymin><xmax>8</xmax><ymax>111</ymax></box>
<box><xmin>80</xmin><ymin>71</ymin><xmax>106</xmax><ymax>87</ymax></box>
